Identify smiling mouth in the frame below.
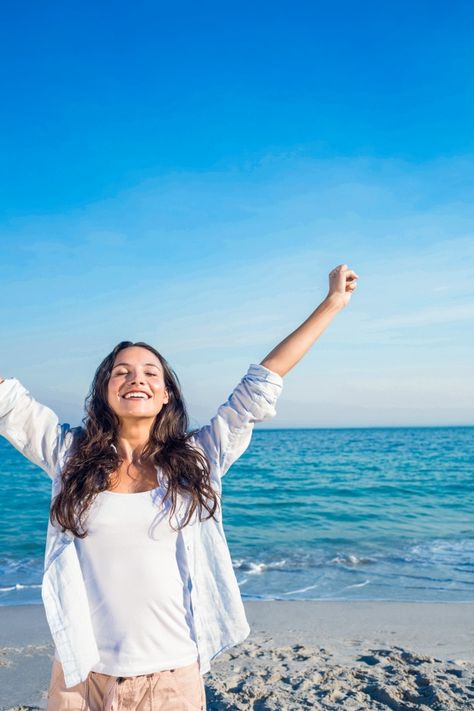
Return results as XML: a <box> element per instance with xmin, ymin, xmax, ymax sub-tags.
<box><xmin>120</xmin><ymin>394</ymin><xmax>152</xmax><ymax>400</ymax></box>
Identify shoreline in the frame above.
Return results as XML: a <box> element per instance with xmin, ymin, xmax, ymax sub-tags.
<box><xmin>1</xmin><ymin>600</ymin><xmax>473</xmax><ymax>709</ymax></box>
<box><xmin>4</xmin><ymin>595</ymin><xmax>474</xmax><ymax>608</ymax></box>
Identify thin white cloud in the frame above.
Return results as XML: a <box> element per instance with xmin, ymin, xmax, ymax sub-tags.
<box><xmin>360</xmin><ymin>303</ymin><xmax>474</xmax><ymax>330</ymax></box>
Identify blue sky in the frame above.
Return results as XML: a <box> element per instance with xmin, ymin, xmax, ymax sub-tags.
<box><xmin>1</xmin><ymin>1</ymin><xmax>473</xmax><ymax>427</ymax></box>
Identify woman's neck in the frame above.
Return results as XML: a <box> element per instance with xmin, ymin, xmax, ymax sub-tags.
<box><xmin>115</xmin><ymin>423</ymin><xmax>152</xmax><ymax>464</ymax></box>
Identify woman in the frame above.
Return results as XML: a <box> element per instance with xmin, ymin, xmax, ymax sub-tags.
<box><xmin>0</xmin><ymin>264</ymin><xmax>358</xmax><ymax>710</ymax></box>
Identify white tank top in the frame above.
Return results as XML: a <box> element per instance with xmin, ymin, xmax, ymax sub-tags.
<box><xmin>70</xmin><ymin>480</ymin><xmax>199</xmax><ymax>676</ymax></box>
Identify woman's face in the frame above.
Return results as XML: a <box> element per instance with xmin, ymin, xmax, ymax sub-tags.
<box><xmin>107</xmin><ymin>346</ymin><xmax>169</xmax><ymax>422</ymax></box>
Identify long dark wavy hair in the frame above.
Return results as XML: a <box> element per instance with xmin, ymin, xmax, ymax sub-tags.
<box><xmin>49</xmin><ymin>341</ymin><xmax>220</xmax><ymax>538</ymax></box>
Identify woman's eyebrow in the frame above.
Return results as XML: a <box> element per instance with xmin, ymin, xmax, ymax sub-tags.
<box><xmin>112</xmin><ymin>362</ymin><xmax>161</xmax><ymax>369</ymax></box>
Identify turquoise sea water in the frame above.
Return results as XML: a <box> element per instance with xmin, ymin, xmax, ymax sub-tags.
<box><xmin>1</xmin><ymin>427</ymin><xmax>473</xmax><ymax>605</ymax></box>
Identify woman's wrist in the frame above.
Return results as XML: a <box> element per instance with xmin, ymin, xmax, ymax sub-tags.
<box><xmin>322</xmin><ymin>293</ymin><xmax>346</xmax><ymax>312</ymax></box>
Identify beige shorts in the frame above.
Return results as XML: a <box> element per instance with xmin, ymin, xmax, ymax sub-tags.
<box><xmin>46</xmin><ymin>657</ymin><xmax>206</xmax><ymax>711</ymax></box>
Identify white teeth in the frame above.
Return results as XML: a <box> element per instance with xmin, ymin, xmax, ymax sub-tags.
<box><xmin>123</xmin><ymin>392</ymin><xmax>148</xmax><ymax>399</ymax></box>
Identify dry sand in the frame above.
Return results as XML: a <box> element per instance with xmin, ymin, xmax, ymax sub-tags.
<box><xmin>0</xmin><ymin>601</ymin><xmax>473</xmax><ymax>710</ymax></box>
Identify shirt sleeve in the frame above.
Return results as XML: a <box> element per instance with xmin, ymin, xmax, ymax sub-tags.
<box><xmin>190</xmin><ymin>363</ymin><xmax>284</xmax><ymax>481</ymax></box>
<box><xmin>0</xmin><ymin>378</ymin><xmax>75</xmax><ymax>480</ymax></box>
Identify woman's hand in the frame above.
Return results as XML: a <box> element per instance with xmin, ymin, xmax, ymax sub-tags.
<box><xmin>326</xmin><ymin>264</ymin><xmax>359</xmax><ymax>309</ymax></box>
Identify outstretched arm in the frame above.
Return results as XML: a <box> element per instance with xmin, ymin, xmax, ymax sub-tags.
<box><xmin>0</xmin><ymin>377</ymin><xmax>75</xmax><ymax>479</ymax></box>
<box><xmin>260</xmin><ymin>263</ymin><xmax>359</xmax><ymax>377</ymax></box>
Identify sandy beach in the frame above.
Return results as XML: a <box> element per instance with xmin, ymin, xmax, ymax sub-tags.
<box><xmin>0</xmin><ymin>600</ymin><xmax>473</xmax><ymax>710</ymax></box>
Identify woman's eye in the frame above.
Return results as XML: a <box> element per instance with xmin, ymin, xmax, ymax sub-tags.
<box><xmin>113</xmin><ymin>370</ymin><xmax>157</xmax><ymax>376</ymax></box>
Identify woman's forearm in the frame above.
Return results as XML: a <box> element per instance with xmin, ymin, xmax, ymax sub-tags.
<box><xmin>260</xmin><ymin>295</ymin><xmax>344</xmax><ymax>377</ymax></box>
<box><xmin>260</xmin><ymin>264</ymin><xmax>359</xmax><ymax>378</ymax></box>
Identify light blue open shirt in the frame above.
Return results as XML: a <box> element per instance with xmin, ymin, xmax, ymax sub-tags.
<box><xmin>0</xmin><ymin>363</ymin><xmax>283</xmax><ymax>688</ymax></box>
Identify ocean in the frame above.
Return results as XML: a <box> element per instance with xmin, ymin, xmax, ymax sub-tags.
<box><xmin>1</xmin><ymin>427</ymin><xmax>473</xmax><ymax>606</ymax></box>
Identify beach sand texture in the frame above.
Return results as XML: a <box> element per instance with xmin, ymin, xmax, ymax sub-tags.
<box><xmin>0</xmin><ymin>601</ymin><xmax>473</xmax><ymax>710</ymax></box>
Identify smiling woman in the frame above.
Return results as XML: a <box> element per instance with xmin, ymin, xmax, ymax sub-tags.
<box><xmin>49</xmin><ymin>341</ymin><xmax>220</xmax><ymax>533</ymax></box>
<box><xmin>0</xmin><ymin>264</ymin><xmax>358</xmax><ymax>710</ymax></box>
<box><xmin>109</xmin><ymin>350</ymin><xmax>169</xmax><ymax>411</ymax></box>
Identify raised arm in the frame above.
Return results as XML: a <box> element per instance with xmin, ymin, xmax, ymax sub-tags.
<box><xmin>0</xmin><ymin>377</ymin><xmax>75</xmax><ymax>480</ymax></box>
<box><xmin>192</xmin><ymin>264</ymin><xmax>358</xmax><ymax>484</ymax></box>
<box><xmin>260</xmin><ymin>263</ymin><xmax>359</xmax><ymax>377</ymax></box>
<box><xmin>190</xmin><ymin>363</ymin><xmax>283</xmax><ymax>484</ymax></box>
